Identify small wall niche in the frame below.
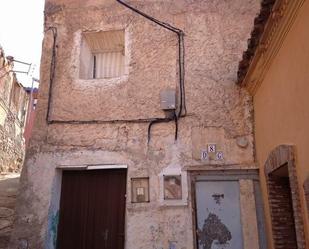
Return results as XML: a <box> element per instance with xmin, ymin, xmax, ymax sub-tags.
<box><xmin>131</xmin><ymin>177</ymin><xmax>150</xmax><ymax>203</ymax></box>
<box><xmin>159</xmin><ymin>167</ymin><xmax>188</xmax><ymax>206</ymax></box>
<box><xmin>80</xmin><ymin>30</ymin><xmax>125</xmax><ymax>79</ymax></box>
<box><xmin>163</xmin><ymin>175</ymin><xmax>182</xmax><ymax>200</ymax></box>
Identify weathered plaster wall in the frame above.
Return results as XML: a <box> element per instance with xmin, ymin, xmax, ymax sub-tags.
<box><xmin>10</xmin><ymin>0</ymin><xmax>260</xmax><ymax>248</ymax></box>
<box><xmin>0</xmin><ymin>49</ymin><xmax>29</xmax><ymax>249</ymax></box>
<box><xmin>0</xmin><ymin>50</ymin><xmax>28</xmax><ymax>173</ymax></box>
<box><xmin>253</xmin><ymin>1</ymin><xmax>309</xmax><ymax>247</ymax></box>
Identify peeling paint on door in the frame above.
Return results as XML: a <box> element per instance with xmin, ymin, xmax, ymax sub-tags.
<box><xmin>197</xmin><ymin>213</ymin><xmax>231</xmax><ymax>249</ymax></box>
<box><xmin>195</xmin><ymin>181</ymin><xmax>243</xmax><ymax>249</ymax></box>
<box><xmin>212</xmin><ymin>194</ymin><xmax>224</xmax><ymax>205</ymax></box>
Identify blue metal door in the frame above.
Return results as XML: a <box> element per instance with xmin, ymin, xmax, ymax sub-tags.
<box><xmin>195</xmin><ymin>181</ymin><xmax>243</xmax><ymax>249</ymax></box>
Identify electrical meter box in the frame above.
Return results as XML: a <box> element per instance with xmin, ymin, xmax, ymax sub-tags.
<box><xmin>160</xmin><ymin>89</ymin><xmax>176</xmax><ymax>110</ymax></box>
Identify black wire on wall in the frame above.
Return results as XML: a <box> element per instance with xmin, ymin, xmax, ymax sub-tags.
<box><xmin>116</xmin><ymin>0</ymin><xmax>186</xmax><ymax>142</ymax></box>
<box><xmin>115</xmin><ymin>0</ymin><xmax>186</xmax><ymax>118</ymax></box>
<box><xmin>45</xmin><ymin>27</ymin><xmax>57</xmax><ymax>123</ymax></box>
<box><xmin>45</xmin><ymin>0</ymin><xmax>186</xmax><ymax>143</ymax></box>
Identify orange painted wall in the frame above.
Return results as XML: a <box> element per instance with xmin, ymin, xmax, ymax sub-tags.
<box><xmin>253</xmin><ymin>1</ymin><xmax>309</xmax><ymax>248</ymax></box>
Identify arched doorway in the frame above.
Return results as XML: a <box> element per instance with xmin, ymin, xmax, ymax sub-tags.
<box><xmin>265</xmin><ymin>145</ymin><xmax>306</xmax><ymax>249</ymax></box>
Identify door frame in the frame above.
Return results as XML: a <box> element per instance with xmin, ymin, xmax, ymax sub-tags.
<box><xmin>264</xmin><ymin>145</ymin><xmax>306</xmax><ymax>249</ymax></box>
<box><xmin>189</xmin><ymin>169</ymin><xmax>266</xmax><ymax>249</ymax></box>
<box><xmin>45</xmin><ymin>165</ymin><xmax>128</xmax><ymax>249</ymax></box>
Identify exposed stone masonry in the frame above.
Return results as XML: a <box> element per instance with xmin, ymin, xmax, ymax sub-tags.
<box><xmin>0</xmin><ymin>47</ymin><xmax>28</xmax><ymax>173</ymax></box>
<box><xmin>0</xmin><ymin>112</ymin><xmax>24</xmax><ymax>173</ymax></box>
<box><xmin>0</xmin><ymin>47</ymin><xmax>29</xmax><ymax>249</ymax></box>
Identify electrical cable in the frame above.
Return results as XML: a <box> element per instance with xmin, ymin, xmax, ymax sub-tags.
<box><xmin>147</xmin><ymin>117</ymin><xmax>173</xmax><ymax>144</ymax></box>
<box><xmin>45</xmin><ymin>0</ymin><xmax>186</xmax><ymax>143</ymax></box>
<box><xmin>116</xmin><ymin>0</ymin><xmax>186</xmax><ymax>141</ymax></box>
<box><xmin>116</xmin><ymin>0</ymin><xmax>186</xmax><ymax>118</ymax></box>
<box><xmin>44</xmin><ymin>27</ymin><xmax>173</xmax><ymax>127</ymax></box>
<box><xmin>115</xmin><ymin>0</ymin><xmax>182</xmax><ymax>34</ymax></box>
<box><xmin>44</xmin><ymin>27</ymin><xmax>173</xmax><ymax>129</ymax></box>
<box><xmin>46</xmin><ymin>27</ymin><xmax>57</xmax><ymax>123</ymax></box>
<box><xmin>174</xmin><ymin>111</ymin><xmax>178</xmax><ymax>140</ymax></box>
<box><xmin>180</xmin><ymin>32</ymin><xmax>187</xmax><ymax>117</ymax></box>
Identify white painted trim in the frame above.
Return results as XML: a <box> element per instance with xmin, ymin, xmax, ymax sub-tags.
<box><xmin>87</xmin><ymin>164</ymin><xmax>127</xmax><ymax>170</ymax></box>
<box><xmin>159</xmin><ymin>167</ymin><xmax>188</xmax><ymax>206</ymax></box>
<box><xmin>56</xmin><ymin>165</ymin><xmax>87</xmax><ymax>170</ymax></box>
<box><xmin>56</xmin><ymin>164</ymin><xmax>127</xmax><ymax>170</ymax></box>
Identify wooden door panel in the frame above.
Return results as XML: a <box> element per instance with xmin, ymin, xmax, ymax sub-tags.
<box><xmin>57</xmin><ymin>169</ymin><xmax>126</xmax><ymax>249</ymax></box>
<box><xmin>57</xmin><ymin>171</ymin><xmax>90</xmax><ymax>249</ymax></box>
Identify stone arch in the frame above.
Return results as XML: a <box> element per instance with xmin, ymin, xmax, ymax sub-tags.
<box><xmin>264</xmin><ymin>145</ymin><xmax>306</xmax><ymax>249</ymax></box>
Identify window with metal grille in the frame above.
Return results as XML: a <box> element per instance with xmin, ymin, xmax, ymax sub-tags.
<box><xmin>80</xmin><ymin>30</ymin><xmax>125</xmax><ymax>79</ymax></box>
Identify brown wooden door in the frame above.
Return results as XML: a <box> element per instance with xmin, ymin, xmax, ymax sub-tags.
<box><xmin>57</xmin><ymin>169</ymin><xmax>127</xmax><ymax>249</ymax></box>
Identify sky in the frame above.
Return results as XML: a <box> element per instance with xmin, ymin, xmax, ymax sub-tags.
<box><xmin>0</xmin><ymin>0</ymin><xmax>45</xmax><ymax>87</ymax></box>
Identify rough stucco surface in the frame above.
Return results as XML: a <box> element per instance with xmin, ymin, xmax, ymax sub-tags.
<box><xmin>10</xmin><ymin>0</ymin><xmax>260</xmax><ymax>248</ymax></box>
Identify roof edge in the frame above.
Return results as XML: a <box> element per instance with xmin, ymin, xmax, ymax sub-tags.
<box><xmin>237</xmin><ymin>0</ymin><xmax>276</xmax><ymax>87</ymax></box>
<box><xmin>236</xmin><ymin>0</ymin><xmax>305</xmax><ymax>95</ymax></box>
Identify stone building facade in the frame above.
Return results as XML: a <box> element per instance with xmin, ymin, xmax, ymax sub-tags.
<box><xmin>10</xmin><ymin>1</ymin><xmax>267</xmax><ymax>249</ymax></box>
<box><xmin>0</xmin><ymin>48</ymin><xmax>31</xmax><ymax>249</ymax></box>
<box><xmin>0</xmin><ymin>48</ymin><xmax>29</xmax><ymax>173</ymax></box>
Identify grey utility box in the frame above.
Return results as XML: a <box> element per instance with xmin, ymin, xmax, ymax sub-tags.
<box><xmin>160</xmin><ymin>89</ymin><xmax>176</xmax><ymax>110</ymax></box>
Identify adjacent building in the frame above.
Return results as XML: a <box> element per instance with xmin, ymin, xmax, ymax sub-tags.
<box><xmin>10</xmin><ymin>0</ymin><xmax>271</xmax><ymax>249</ymax></box>
<box><xmin>0</xmin><ymin>48</ymin><xmax>29</xmax><ymax>173</ymax></box>
<box><xmin>0</xmin><ymin>47</ymin><xmax>36</xmax><ymax>249</ymax></box>
<box><xmin>24</xmin><ymin>86</ymin><xmax>39</xmax><ymax>148</ymax></box>
<box><xmin>237</xmin><ymin>0</ymin><xmax>309</xmax><ymax>248</ymax></box>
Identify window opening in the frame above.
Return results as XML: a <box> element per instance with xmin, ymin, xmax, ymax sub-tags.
<box><xmin>80</xmin><ymin>30</ymin><xmax>125</xmax><ymax>79</ymax></box>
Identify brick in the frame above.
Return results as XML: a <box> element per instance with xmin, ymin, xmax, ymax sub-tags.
<box><xmin>265</xmin><ymin>145</ymin><xmax>306</xmax><ymax>249</ymax></box>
